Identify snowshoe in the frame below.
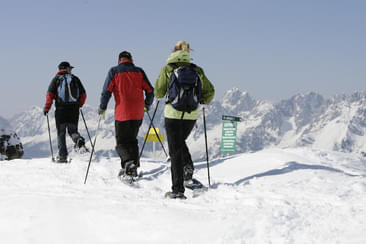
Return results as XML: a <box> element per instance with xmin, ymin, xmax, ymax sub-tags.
<box><xmin>117</xmin><ymin>163</ymin><xmax>142</xmax><ymax>186</ymax></box>
<box><xmin>74</xmin><ymin>145</ymin><xmax>89</xmax><ymax>154</ymax></box>
<box><xmin>184</xmin><ymin>178</ymin><xmax>205</xmax><ymax>190</ymax></box>
<box><xmin>164</xmin><ymin>191</ymin><xmax>187</xmax><ymax>200</ymax></box>
<box><xmin>119</xmin><ymin>174</ymin><xmax>136</xmax><ymax>185</ymax></box>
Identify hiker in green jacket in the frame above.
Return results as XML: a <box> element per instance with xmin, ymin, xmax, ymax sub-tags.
<box><xmin>154</xmin><ymin>40</ymin><xmax>215</xmax><ymax>199</ymax></box>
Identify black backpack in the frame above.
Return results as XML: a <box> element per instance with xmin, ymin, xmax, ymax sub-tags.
<box><xmin>56</xmin><ymin>74</ymin><xmax>80</xmax><ymax>104</ymax></box>
<box><xmin>167</xmin><ymin>64</ymin><xmax>202</xmax><ymax>115</ymax></box>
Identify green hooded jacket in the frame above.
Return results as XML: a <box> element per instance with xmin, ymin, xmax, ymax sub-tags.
<box><xmin>154</xmin><ymin>50</ymin><xmax>215</xmax><ymax>120</ymax></box>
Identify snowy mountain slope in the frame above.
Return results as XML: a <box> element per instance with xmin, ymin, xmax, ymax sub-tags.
<box><xmin>190</xmin><ymin>89</ymin><xmax>366</xmax><ymax>158</ymax></box>
<box><xmin>1</xmin><ymin>148</ymin><xmax>366</xmax><ymax>243</ymax></box>
<box><xmin>9</xmin><ymin>89</ymin><xmax>366</xmax><ymax>159</ymax></box>
<box><xmin>0</xmin><ymin>115</ymin><xmax>11</xmax><ymax>130</ymax></box>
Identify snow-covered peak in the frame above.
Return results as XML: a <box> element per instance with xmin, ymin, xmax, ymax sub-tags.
<box><xmin>222</xmin><ymin>88</ymin><xmax>257</xmax><ymax>113</ymax></box>
<box><xmin>11</xmin><ymin>106</ymin><xmax>45</xmax><ymax>137</ymax></box>
<box><xmin>8</xmin><ymin>88</ymin><xmax>366</xmax><ymax>159</ymax></box>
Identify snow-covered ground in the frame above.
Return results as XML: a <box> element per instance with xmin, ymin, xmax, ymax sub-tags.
<box><xmin>1</xmin><ymin>147</ymin><xmax>366</xmax><ymax>244</ymax></box>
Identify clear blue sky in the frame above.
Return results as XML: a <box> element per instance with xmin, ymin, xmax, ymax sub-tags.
<box><xmin>1</xmin><ymin>0</ymin><xmax>365</xmax><ymax>118</ymax></box>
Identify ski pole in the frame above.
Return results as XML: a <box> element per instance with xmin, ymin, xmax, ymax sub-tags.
<box><xmin>139</xmin><ymin>100</ymin><xmax>160</xmax><ymax>158</ymax></box>
<box><xmin>84</xmin><ymin>115</ymin><xmax>102</xmax><ymax>184</ymax></box>
<box><xmin>146</xmin><ymin>111</ymin><xmax>168</xmax><ymax>158</ymax></box>
<box><xmin>80</xmin><ymin>109</ymin><xmax>93</xmax><ymax>148</ymax></box>
<box><xmin>46</xmin><ymin>113</ymin><xmax>55</xmax><ymax>162</ymax></box>
<box><xmin>203</xmin><ymin>107</ymin><xmax>211</xmax><ymax>187</ymax></box>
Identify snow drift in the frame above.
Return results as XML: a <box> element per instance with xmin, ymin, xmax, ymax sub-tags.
<box><xmin>0</xmin><ymin>148</ymin><xmax>366</xmax><ymax>243</ymax></box>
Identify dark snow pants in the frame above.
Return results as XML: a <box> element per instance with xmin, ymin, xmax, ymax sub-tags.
<box><xmin>115</xmin><ymin>120</ymin><xmax>142</xmax><ymax>169</ymax></box>
<box><xmin>165</xmin><ymin>118</ymin><xmax>196</xmax><ymax>193</ymax></box>
<box><xmin>55</xmin><ymin>105</ymin><xmax>83</xmax><ymax>157</ymax></box>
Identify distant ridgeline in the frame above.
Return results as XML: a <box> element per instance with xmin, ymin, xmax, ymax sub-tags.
<box><xmin>7</xmin><ymin>89</ymin><xmax>366</xmax><ymax>159</ymax></box>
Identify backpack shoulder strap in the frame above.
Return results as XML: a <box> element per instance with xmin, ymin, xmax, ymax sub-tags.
<box><xmin>56</xmin><ymin>74</ymin><xmax>67</xmax><ymax>86</ymax></box>
<box><xmin>168</xmin><ymin>63</ymin><xmax>178</xmax><ymax>69</ymax></box>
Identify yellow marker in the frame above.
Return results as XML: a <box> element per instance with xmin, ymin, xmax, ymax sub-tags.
<box><xmin>149</xmin><ymin>128</ymin><xmax>159</xmax><ymax>134</ymax></box>
<box><xmin>144</xmin><ymin>128</ymin><xmax>164</xmax><ymax>142</ymax></box>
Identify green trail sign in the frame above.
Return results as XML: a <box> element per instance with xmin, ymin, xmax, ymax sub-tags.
<box><xmin>220</xmin><ymin>115</ymin><xmax>240</xmax><ymax>153</ymax></box>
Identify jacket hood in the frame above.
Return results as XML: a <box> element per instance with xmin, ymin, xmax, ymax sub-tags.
<box><xmin>166</xmin><ymin>50</ymin><xmax>190</xmax><ymax>64</ymax></box>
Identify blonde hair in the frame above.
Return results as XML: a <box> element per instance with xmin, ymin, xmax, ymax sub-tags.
<box><xmin>174</xmin><ymin>40</ymin><xmax>190</xmax><ymax>52</ymax></box>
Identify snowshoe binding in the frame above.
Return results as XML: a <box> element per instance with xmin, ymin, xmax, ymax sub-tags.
<box><xmin>184</xmin><ymin>178</ymin><xmax>205</xmax><ymax>190</ymax></box>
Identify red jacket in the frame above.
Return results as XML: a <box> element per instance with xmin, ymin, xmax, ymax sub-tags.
<box><xmin>100</xmin><ymin>60</ymin><xmax>154</xmax><ymax>121</ymax></box>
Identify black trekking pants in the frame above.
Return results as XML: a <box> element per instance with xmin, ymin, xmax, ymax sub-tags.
<box><xmin>165</xmin><ymin>118</ymin><xmax>196</xmax><ymax>193</ymax></box>
<box><xmin>115</xmin><ymin>120</ymin><xmax>142</xmax><ymax>169</ymax></box>
<box><xmin>55</xmin><ymin>106</ymin><xmax>83</xmax><ymax>157</ymax></box>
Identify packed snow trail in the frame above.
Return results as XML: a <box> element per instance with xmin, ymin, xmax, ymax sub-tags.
<box><xmin>1</xmin><ymin>148</ymin><xmax>366</xmax><ymax>243</ymax></box>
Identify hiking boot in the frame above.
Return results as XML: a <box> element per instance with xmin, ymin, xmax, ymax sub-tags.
<box><xmin>124</xmin><ymin>160</ymin><xmax>138</xmax><ymax>177</ymax></box>
<box><xmin>75</xmin><ymin>138</ymin><xmax>85</xmax><ymax>149</ymax></box>
<box><xmin>56</xmin><ymin>155</ymin><xmax>68</xmax><ymax>163</ymax></box>
<box><xmin>165</xmin><ymin>191</ymin><xmax>187</xmax><ymax>200</ymax></box>
<box><xmin>183</xmin><ymin>164</ymin><xmax>194</xmax><ymax>181</ymax></box>
<box><xmin>73</xmin><ymin>138</ymin><xmax>89</xmax><ymax>153</ymax></box>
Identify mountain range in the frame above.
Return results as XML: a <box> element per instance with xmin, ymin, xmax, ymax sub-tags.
<box><xmin>3</xmin><ymin>88</ymin><xmax>366</xmax><ymax>160</ymax></box>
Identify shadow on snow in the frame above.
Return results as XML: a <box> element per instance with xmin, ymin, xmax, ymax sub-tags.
<box><xmin>209</xmin><ymin>161</ymin><xmax>365</xmax><ymax>188</ymax></box>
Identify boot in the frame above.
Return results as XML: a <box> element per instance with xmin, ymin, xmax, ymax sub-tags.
<box><xmin>74</xmin><ymin>138</ymin><xmax>88</xmax><ymax>153</ymax></box>
<box><xmin>56</xmin><ymin>154</ymin><xmax>68</xmax><ymax>163</ymax></box>
<box><xmin>124</xmin><ymin>160</ymin><xmax>138</xmax><ymax>177</ymax></box>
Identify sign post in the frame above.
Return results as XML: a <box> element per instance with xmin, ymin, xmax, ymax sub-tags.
<box><xmin>220</xmin><ymin>115</ymin><xmax>241</xmax><ymax>154</ymax></box>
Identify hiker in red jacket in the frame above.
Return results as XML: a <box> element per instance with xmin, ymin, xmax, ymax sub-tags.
<box><xmin>99</xmin><ymin>51</ymin><xmax>154</xmax><ymax>178</ymax></box>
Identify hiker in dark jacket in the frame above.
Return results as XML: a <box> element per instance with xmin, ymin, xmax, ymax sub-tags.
<box><xmin>154</xmin><ymin>41</ymin><xmax>215</xmax><ymax>199</ymax></box>
<box><xmin>43</xmin><ymin>61</ymin><xmax>87</xmax><ymax>163</ymax></box>
<box><xmin>99</xmin><ymin>51</ymin><xmax>154</xmax><ymax>178</ymax></box>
